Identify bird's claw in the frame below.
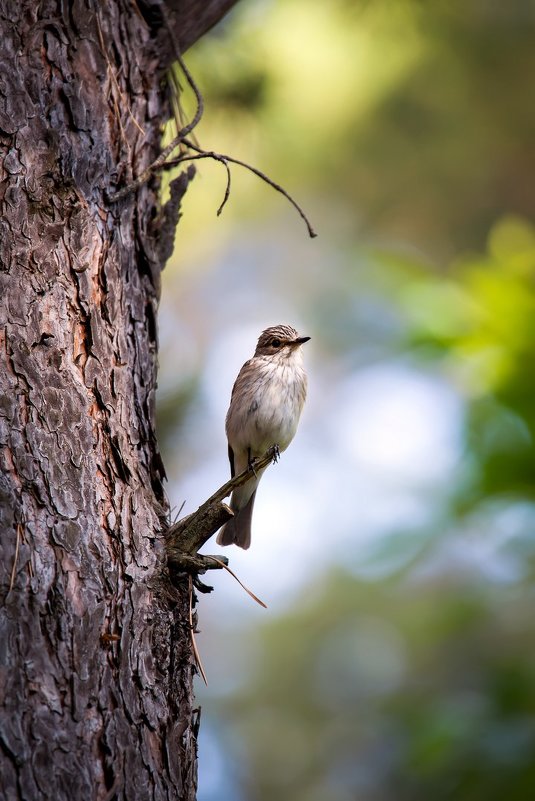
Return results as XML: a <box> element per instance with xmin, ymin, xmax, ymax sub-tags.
<box><xmin>246</xmin><ymin>444</ymin><xmax>280</xmax><ymax>476</ymax></box>
<box><xmin>247</xmin><ymin>448</ymin><xmax>259</xmax><ymax>477</ymax></box>
<box><xmin>271</xmin><ymin>444</ymin><xmax>281</xmax><ymax>463</ymax></box>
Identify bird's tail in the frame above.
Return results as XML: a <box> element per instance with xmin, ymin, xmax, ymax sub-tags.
<box><xmin>216</xmin><ymin>489</ymin><xmax>257</xmax><ymax>550</ymax></box>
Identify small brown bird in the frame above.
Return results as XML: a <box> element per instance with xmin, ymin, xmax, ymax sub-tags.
<box><xmin>217</xmin><ymin>324</ymin><xmax>310</xmax><ymax>549</ymax></box>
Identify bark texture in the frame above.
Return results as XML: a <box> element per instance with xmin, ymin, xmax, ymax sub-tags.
<box><xmin>0</xmin><ymin>1</ymin><xmax>237</xmax><ymax>799</ymax></box>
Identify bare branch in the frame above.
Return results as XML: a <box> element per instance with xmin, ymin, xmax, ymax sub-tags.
<box><xmin>161</xmin><ymin>16</ymin><xmax>204</xmax><ymax>139</ymax></box>
<box><xmin>106</xmin><ymin>21</ymin><xmax>317</xmax><ymax>237</ymax></box>
<box><xmin>184</xmin><ymin>138</ymin><xmax>317</xmax><ymax>237</ymax></box>
<box><xmin>166</xmin><ymin>445</ymin><xmax>280</xmax><ymax>560</ymax></box>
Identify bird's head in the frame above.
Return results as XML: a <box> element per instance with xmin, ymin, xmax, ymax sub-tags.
<box><xmin>254</xmin><ymin>324</ymin><xmax>311</xmax><ymax>359</ymax></box>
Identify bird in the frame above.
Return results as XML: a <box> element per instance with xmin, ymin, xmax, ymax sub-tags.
<box><xmin>216</xmin><ymin>324</ymin><xmax>310</xmax><ymax>549</ymax></box>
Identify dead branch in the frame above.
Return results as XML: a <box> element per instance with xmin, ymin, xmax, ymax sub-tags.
<box><xmin>106</xmin><ymin>19</ymin><xmax>317</xmax><ymax>238</ymax></box>
<box><xmin>166</xmin><ymin>138</ymin><xmax>317</xmax><ymax>237</ymax></box>
<box><xmin>166</xmin><ymin>445</ymin><xmax>280</xmax><ymax>572</ymax></box>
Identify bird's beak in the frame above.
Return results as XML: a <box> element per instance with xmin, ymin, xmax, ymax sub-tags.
<box><xmin>293</xmin><ymin>336</ymin><xmax>311</xmax><ymax>346</ymax></box>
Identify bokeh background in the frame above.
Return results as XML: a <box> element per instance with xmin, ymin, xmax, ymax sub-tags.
<box><xmin>157</xmin><ymin>2</ymin><xmax>535</xmax><ymax>799</ymax></box>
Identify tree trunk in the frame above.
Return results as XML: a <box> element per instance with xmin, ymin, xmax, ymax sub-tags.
<box><xmin>0</xmin><ymin>2</ymin><xmax>238</xmax><ymax>799</ymax></box>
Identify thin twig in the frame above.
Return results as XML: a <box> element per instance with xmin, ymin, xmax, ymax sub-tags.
<box><xmin>184</xmin><ymin>138</ymin><xmax>317</xmax><ymax>238</ymax></box>
<box><xmin>163</xmin><ymin>151</ymin><xmax>233</xmax><ymax>214</ymax></box>
<box><xmin>164</xmin><ymin>146</ymin><xmax>317</xmax><ymax>237</ymax></box>
<box><xmin>107</xmin><ymin>133</ymin><xmax>182</xmax><ymax>202</ymax></box>
<box><xmin>162</xmin><ymin>150</ymin><xmax>232</xmax><ymax>215</ymax></box>
<box><xmin>162</xmin><ymin>23</ymin><xmax>204</xmax><ymax>140</ymax></box>
<box><xmin>189</xmin><ymin>576</ymin><xmax>208</xmax><ymax>685</ymax></box>
<box><xmin>211</xmin><ymin>557</ymin><xmax>267</xmax><ymax>608</ymax></box>
<box><xmin>172</xmin><ymin>499</ymin><xmax>186</xmax><ymax>523</ymax></box>
<box><xmin>216</xmin><ymin>159</ymin><xmax>232</xmax><ymax>216</ymax></box>
<box><xmin>106</xmin><ymin>14</ymin><xmax>317</xmax><ymax>238</ymax></box>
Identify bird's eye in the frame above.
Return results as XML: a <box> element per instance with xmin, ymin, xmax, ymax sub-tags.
<box><xmin>270</xmin><ymin>338</ymin><xmax>281</xmax><ymax>348</ymax></box>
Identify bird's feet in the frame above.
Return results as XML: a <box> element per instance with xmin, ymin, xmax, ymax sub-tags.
<box><xmin>247</xmin><ymin>447</ymin><xmax>259</xmax><ymax>477</ymax></box>
<box><xmin>270</xmin><ymin>444</ymin><xmax>281</xmax><ymax>463</ymax></box>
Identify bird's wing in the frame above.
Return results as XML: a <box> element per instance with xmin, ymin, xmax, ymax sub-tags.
<box><xmin>228</xmin><ymin>443</ymin><xmax>235</xmax><ymax>477</ymax></box>
<box><xmin>229</xmin><ymin>359</ymin><xmax>256</xmax><ymax>399</ymax></box>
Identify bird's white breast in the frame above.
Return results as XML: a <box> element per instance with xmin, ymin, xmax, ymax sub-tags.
<box><xmin>226</xmin><ymin>352</ymin><xmax>307</xmax><ymax>457</ymax></box>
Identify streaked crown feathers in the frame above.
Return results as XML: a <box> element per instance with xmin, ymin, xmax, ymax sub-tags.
<box><xmin>254</xmin><ymin>324</ymin><xmax>306</xmax><ymax>357</ymax></box>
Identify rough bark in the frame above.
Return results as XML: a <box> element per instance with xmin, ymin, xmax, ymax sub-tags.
<box><xmin>0</xmin><ymin>1</ymin><xmax>238</xmax><ymax>799</ymax></box>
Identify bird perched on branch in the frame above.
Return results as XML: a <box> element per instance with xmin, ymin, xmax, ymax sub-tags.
<box><xmin>217</xmin><ymin>324</ymin><xmax>310</xmax><ymax>549</ymax></box>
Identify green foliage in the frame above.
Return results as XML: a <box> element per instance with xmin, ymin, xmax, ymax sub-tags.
<box><xmin>399</xmin><ymin>216</ymin><xmax>535</xmax><ymax>501</ymax></box>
